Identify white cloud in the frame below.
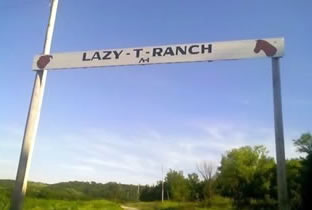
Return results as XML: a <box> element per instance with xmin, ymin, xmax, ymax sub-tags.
<box><xmin>59</xmin><ymin>164</ymin><xmax>95</xmax><ymax>172</ymax></box>
<box><xmin>1</xmin><ymin>122</ymin><xmax>302</xmax><ymax>185</ymax></box>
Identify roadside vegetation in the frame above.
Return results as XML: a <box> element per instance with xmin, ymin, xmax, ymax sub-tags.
<box><xmin>24</xmin><ymin>199</ymin><xmax>122</xmax><ymax>210</ymax></box>
<box><xmin>126</xmin><ymin>196</ymin><xmax>233</xmax><ymax>210</ymax></box>
<box><xmin>0</xmin><ymin>133</ymin><xmax>311</xmax><ymax>210</ymax></box>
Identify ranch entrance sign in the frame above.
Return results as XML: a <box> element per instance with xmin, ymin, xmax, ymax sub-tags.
<box><xmin>11</xmin><ymin>1</ymin><xmax>289</xmax><ymax>210</ymax></box>
<box><xmin>33</xmin><ymin>38</ymin><xmax>284</xmax><ymax>70</ymax></box>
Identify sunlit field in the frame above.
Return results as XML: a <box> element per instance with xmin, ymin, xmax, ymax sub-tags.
<box><xmin>125</xmin><ymin>197</ymin><xmax>233</xmax><ymax>210</ymax></box>
<box><xmin>1</xmin><ymin>197</ymin><xmax>122</xmax><ymax>210</ymax></box>
<box><xmin>1</xmin><ymin>197</ymin><xmax>233</xmax><ymax>210</ymax></box>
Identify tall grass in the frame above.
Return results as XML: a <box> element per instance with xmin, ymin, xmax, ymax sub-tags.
<box><xmin>0</xmin><ymin>197</ymin><xmax>123</xmax><ymax>210</ymax></box>
<box><xmin>125</xmin><ymin>196</ymin><xmax>233</xmax><ymax>210</ymax></box>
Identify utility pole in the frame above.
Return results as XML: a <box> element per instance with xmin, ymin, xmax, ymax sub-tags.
<box><xmin>10</xmin><ymin>1</ymin><xmax>59</xmax><ymax>210</ymax></box>
<box><xmin>137</xmin><ymin>184</ymin><xmax>140</xmax><ymax>201</ymax></box>
<box><xmin>161</xmin><ymin>165</ymin><xmax>164</xmax><ymax>202</ymax></box>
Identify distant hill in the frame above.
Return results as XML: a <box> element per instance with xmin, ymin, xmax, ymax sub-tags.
<box><xmin>0</xmin><ymin>179</ymin><xmax>139</xmax><ymax>202</ymax></box>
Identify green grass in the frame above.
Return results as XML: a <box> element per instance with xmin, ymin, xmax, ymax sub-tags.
<box><xmin>0</xmin><ymin>198</ymin><xmax>123</xmax><ymax>210</ymax></box>
<box><xmin>0</xmin><ymin>196</ymin><xmax>234</xmax><ymax>210</ymax></box>
<box><xmin>25</xmin><ymin>198</ymin><xmax>123</xmax><ymax>210</ymax></box>
<box><xmin>125</xmin><ymin>196</ymin><xmax>233</xmax><ymax>210</ymax></box>
<box><xmin>1</xmin><ymin>182</ymin><xmax>233</xmax><ymax>210</ymax></box>
<box><xmin>0</xmin><ymin>197</ymin><xmax>234</xmax><ymax>210</ymax></box>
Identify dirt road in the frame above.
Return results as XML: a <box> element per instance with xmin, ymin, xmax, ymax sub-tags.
<box><xmin>120</xmin><ymin>205</ymin><xmax>139</xmax><ymax>210</ymax></box>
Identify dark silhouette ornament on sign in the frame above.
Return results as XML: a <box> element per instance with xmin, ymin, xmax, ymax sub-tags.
<box><xmin>254</xmin><ymin>40</ymin><xmax>277</xmax><ymax>57</ymax></box>
<box><xmin>37</xmin><ymin>55</ymin><xmax>53</xmax><ymax>69</ymax></box>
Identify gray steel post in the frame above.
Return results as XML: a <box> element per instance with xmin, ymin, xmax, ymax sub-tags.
<box><xmin>272</xmin><ymin>57</ymin><xmax>289</xmax><ymax>210</ymax></box>
<box><xmin>10</xmin><ymin>0</ymin><xmax>59</xmax><ymax>209</ymax></box>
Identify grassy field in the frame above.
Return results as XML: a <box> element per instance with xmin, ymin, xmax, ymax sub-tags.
<box><xmin>125</xmin><ymin>196</ymin><xmax>233</xmax><ymax>210</ymax></box>
<box><xmin>0</xmin><ymin>180</ymin><xmax>233</xmax><ymax>210</ymax></box>
<box><xmin>0</xmin><ymin>197</ymin><xmax>234</xmax><ymax>210</ymax></box>
<box><xmin>1</xmin><ymin>198</ymin><xmax>123</xmax><ymax>210</ymax></box>
<box><xmin>26</xmin><ymin>199</ymin><xmax>123</xmax><ymax>210</ymax></box>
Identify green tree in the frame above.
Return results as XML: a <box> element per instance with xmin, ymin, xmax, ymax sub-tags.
<box><xmin>293</xmin><ymin>133</ymin><xmax>312</xmax><ymax>210</ymax></box>
<box><xmin>197</xmin><ymin>161</ymin><xmax>216</xmax><ymax>205</ymax></box>
<box><xmin>139</xmin><ymin>182</ymin><xmax>162</xmax><ymax>201</ymax></box>
<box><xmin>187</xmin><ymin>173</ymin><xmax>201</xmax><ymax>201</ymax></box>
<box><xmin>166</xmin><ymin>169</ymin><xmax>190</xmax><ymax>201</ymax></box>
<box><xmin>216</xmin><ymin>145</ymin><xmax>276</xmax><ymax>209</ymax></box>
<box><xmin>104</xmin><ymin>182</ymin><xmax>121</xmax><ymax>201</ymax></box>
<box><xmin>294</xmin><ymin>133</ymin><xmax>312</xmax><ymax>154</ymax></box>
<box><xmin>286</xmin><ymin>159</ymin><xmax>302</xmax><ymax>210</ymax></box>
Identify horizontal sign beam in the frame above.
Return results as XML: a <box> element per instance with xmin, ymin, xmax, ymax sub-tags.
<box><xmin>33</xmin><ymin>37</ymin><xmax>284</xmax><ymax>70</ymax></box>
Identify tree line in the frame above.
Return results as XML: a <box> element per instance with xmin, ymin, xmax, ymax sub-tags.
<box><xmin>0</xmin><ymin>181</ymin><xmax>140</xmax><ymax>204</ymax></box>
<box><xmin>0</xmin><ymin>133</ymin><xmax>311</xmax><ymax>210</ymax></box>
<box><xmin>139</xmin><ymin>133</ymin><xmax>312</xmax><ymax>210</ymax></box>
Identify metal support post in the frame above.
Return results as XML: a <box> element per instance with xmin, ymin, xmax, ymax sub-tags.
<box><xmin>272</xmin><ymin>57</ymin><xmax>289</xmax><ymax>210</ymax></box>
<box><xmin>10</xmin><ymin>1</ymin><xmax>59</xmax><ymax>209</ymax></box>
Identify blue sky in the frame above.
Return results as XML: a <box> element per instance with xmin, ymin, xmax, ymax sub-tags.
<box><xmin>1</xmin><ymin>0</ymin><xmax>311</xmax><ymax>185</ymax></box>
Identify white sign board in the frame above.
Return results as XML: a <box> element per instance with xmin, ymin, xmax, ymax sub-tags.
<box><xmin>33</xmin><ymin>37</ymin><xmax>284</xmax><ymax>70</ymax></box>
